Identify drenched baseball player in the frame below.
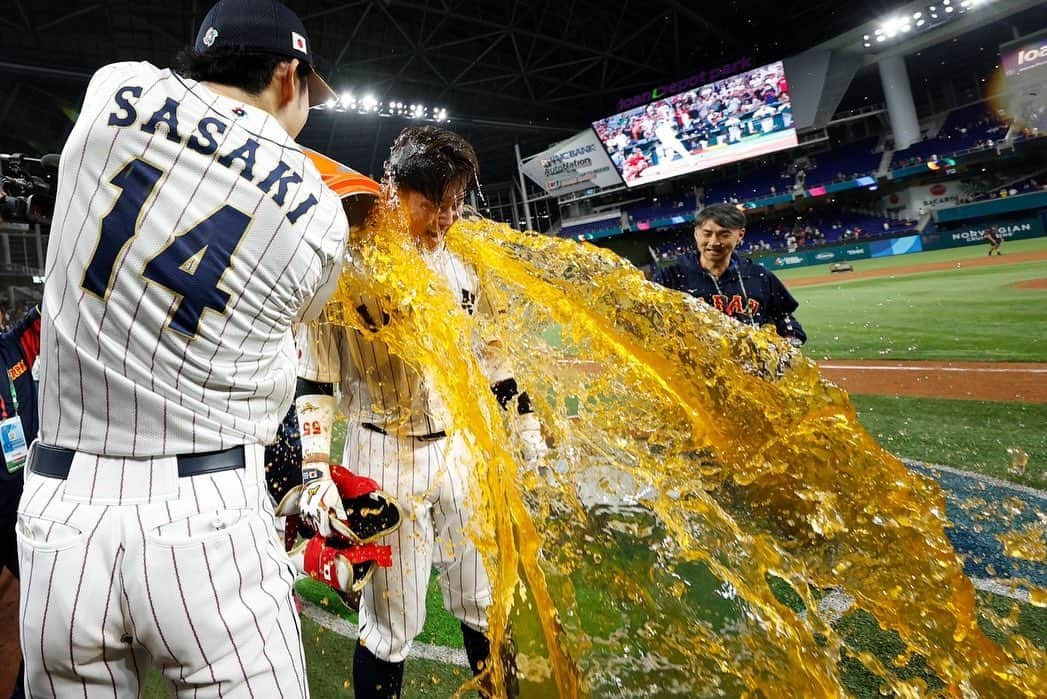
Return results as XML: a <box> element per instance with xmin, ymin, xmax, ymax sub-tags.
<box><xmin>292</xmin><ymin>127</ymin><xmax>538</xmax><ymax>698</ymax></box>
<box><xmin>654</xmin><ymin>203</ymin><xmax>807</xmax><ymax>345</ymax></box>
<box><xmin>265</xmin><ymin>150</ymin><xmax>407</xmax><ymax>612</ymax></box>
<box><xmin>18</xmin><ymin>1</ymin><xmax>350</xmax><ymax>696</ymax></box>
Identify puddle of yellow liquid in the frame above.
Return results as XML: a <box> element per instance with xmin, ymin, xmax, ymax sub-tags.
<box><xmin>322</xmin><ymin>199</ymin><xmax>1045</xmax><ymax>697</ymax></box>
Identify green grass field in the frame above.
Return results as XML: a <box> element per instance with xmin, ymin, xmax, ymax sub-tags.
<box><xmin>774</xmin><ymin>236</ymin><xmax>1047</xmax><ymax>282</ymax></box>
<box><xmin>784</xmin><ymin>237</ymin><xmax>1047</xmax><ymax>362</ymax></box>
<box><xmin>773</xmin><ymin>237</ymin><xmax>1047</xmax><ymax>487</ymax></box>
<box><xmin>850</xmin><ymin>395</ymin><xmax>1046</xmax><ymax>488</ymax></box>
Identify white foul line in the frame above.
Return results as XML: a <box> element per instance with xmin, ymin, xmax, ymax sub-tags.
<box><xmin>970</xmin><ymin>578</ymin><xmax>1032</xmax><ymax>602</ymax></box>
<box><xmin>300</xmin><ymin>601</ymin><xmax>470</xmax><ymax>667</ymax></box>
<box><xmin>819</xmin><ymin>364</ymin><xmax>1047</xmax><ymax>374</ymax></box>
<box><xmin>903</xmin><ymin>458</ymin><xmax>1046</xmax><ymax>499</ymax></box>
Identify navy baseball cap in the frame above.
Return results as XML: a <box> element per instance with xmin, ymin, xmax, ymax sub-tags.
<box><xmin>195</xmin><ymin>0</ymin><xmax>336</xmax><ymax>107</ymax></box>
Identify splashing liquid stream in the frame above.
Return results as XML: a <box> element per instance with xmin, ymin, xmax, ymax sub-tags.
<box><xmin>321</xmin><ymin>202</ymin><xmax>1045</xmax><ymax>697</ymax></box>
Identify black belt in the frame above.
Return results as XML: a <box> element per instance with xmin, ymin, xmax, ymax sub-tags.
<box><xmin>361</xmin><ymin>422</ymin><xmax>446</xmax><ymax>442</ymax></box>
<box><xmin>29</xmin><ymin>444</ymin><xmax>246</xmax><ymax>480</ymax></box>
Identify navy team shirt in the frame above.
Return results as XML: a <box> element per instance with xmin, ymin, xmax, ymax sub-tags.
<box><xmin>654</xmin><ymin>253</ymin><xmax>807</xmax><ymax>344</ymax></box>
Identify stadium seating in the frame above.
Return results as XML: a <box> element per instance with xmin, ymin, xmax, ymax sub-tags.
<box><xmin>801</xmin><ymin>138</ymin><xmax>881</xmax><ymax>186</ymax></box>
<box><xmin>890</xmin><ymin>104</ymin><xmax>1007</xmax><ymax>169</ymax></box>
<box><xmin>626</xmin><ymin>194</ymin><xmax>698</xmax><ymax>230</ymax></box>
<box><xmin>561</xmin><ymin>217</ymin><xmax>624</xmax><ymax>241</ymax></box>
<box><xmin>960</xmin><ymin>175</ymin><xmax>1045</xmax><ymax>203</ymax></box>
<box><xmin>704</xmin><ymin>169</ymin><xmax>794</xmax><ymax>204</ymax></box>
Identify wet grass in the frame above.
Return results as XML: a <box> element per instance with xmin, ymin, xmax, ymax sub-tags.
<box><xmin>851</xmin><ymin>395</ymin><xmax>1047</xmax><ymax>489</ymax></box>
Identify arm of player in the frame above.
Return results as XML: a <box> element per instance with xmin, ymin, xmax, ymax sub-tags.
<box><xmin>475</xmin><ymin>284</ymin><xmax>550</xmax><ymax>466</ymax></box>
<box><xmin>274</xmin><ymin>318</ymin><xmax>350</xmax><ymax>537</ymax></box>
<box><xmin>292</xmin><ymin>379</ymin><xmax>349</xmax><ymax>538</ymax></box>
<box><xmin>767</xmin><ymin>274</ymin><xmax>807</xmax><ymax>346</ymax></box>
<box><xmin>491</xmin><ymin>377</ymin><xmax>549</xmax><ymax>466</ymax></box>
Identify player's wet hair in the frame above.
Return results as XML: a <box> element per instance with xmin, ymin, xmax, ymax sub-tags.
<box><xmin>384</xmin><ymin>126</ymin><xmax>479</xmax><ymax>205</ymax></box>
<box><xmin>174</xmin><ymin>46</ymin><xmax>311</xmax><ymax>95</ymax></box>
<box><xmin>696</xmin><ymin>203</ymin><xmax>746</xmax><ymax>231</ymax></box>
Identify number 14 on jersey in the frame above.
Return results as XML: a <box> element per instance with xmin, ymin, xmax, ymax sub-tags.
<box><xmin>82</xmin><ymin>157</ymin><xmax>252</xmax><ymax>338</ymax></box>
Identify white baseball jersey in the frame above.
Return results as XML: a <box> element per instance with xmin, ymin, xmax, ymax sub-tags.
<box><xmin>39</xmin><ymin>61</ymin><xmax>348</xmax><ymax>457</ymax></box>
<box><xmin>298</xmin><ymin>243</ymin><xmax>495</xmax><ymax>664</ymax></box>
<box><xmin>298</xmin><ymin>246</ymin><xmax>489</xmax><ymax>436</ymax></box>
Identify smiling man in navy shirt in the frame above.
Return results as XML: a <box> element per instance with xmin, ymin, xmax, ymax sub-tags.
<box><xmin>654</xmin><ymin>203</ymin><xmax>806</xmax><ymax>345</ymax></box>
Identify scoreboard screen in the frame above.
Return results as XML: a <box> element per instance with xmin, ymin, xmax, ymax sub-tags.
<box><xmin>592</xmin><ymin>60</ymin><xmax>799</xmax><ymax>188</ymax></box>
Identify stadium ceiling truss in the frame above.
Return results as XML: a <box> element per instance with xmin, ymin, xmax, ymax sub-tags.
<box><xmin>1</xmin><ymin>1</ymin><xmax>857</xmax><ymax>124</ymax></box>
<box><xmin>0</xmin><ymin>0</ymin><xmax>1030</xmax><ymax>182</ymax></box>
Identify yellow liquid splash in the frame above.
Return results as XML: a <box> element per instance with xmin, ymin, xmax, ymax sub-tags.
<box><xmin>325</xmin><ymin>201</ymin><xmax>1045</xmax><ymax>697</ymax></box>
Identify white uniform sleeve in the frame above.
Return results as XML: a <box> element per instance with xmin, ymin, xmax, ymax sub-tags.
<box><xmin>297</xmin><ymin>228</ymin><xmax>348</xmax><ymax>322</ymax></box>
<box><xmin>77</xmin><ymin>61</ymin><xmax>156</xmax><ymax>123</ymax></box>
<box><xmin>296</xmin><ymin>161</ymin><xmax>350</xmax><ymax>323</ymax></box>
<box><xmin>296</xmin><ymin>318</ymin><xmax>342</xmax><ymax>383</ymax></box>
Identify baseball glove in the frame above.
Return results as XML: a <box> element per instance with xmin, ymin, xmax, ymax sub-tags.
<box><xmin>288</xmin><ymin>534</ymin><xmax>393</xmax><ymax>611</ymax></box>
<box><xmin>275</xmin><ymin>464</ymin><xmax>403</xmax><ymax>549</ymax></box>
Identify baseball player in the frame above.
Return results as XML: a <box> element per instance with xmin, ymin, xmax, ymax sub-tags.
<box><xmin>0</xmin><ymin>306</ymin><xmax>41</xmax><ymax>699</ymax></box>
<box><xmin>293</xmin><ymin>126</ymin><xmax>540</xmax><ymax>698</ymax></box>
<box><xmin>654</xmin><ymin>203</ymin><xmax>807</xmax><ymax>345</ymax></box>
<box><xmin>263</xmin><ymin>149</ymin><xmax>382</xmax><ymax>510</ymax></box>
<box><xmin>18</xmin><ymin>1</ymin><xmax>350</xmax><ymax>696</ymax></box>
<box><xmin>983</xmin><ymin>227</ymin><xmax>1003</xmax><ymax>256</ymax></box>
<box><xmin>264</xmin><ymin>150</ymin><xmax>408</xmax><ymax>611</ymax></box>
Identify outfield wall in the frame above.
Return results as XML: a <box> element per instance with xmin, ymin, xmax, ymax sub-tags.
<box><xmin>752</xmin><ymin>216</ymin><xmax>1045</xmax><ymax>270</ymax></box>
<box><xmin>922</xmin><ymin>216</ymin><xmax>1045</xmax><ymax>250</ymax></box>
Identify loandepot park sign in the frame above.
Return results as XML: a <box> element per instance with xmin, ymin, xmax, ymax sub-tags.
<box><xmin>521</xmin><ymin>130</ymin><xmax>622</xmax><ymax>196</ymax></box>
<box><xmin>616</xmin><ymin>56</ymin><xmax>754</xmax><ymax>111</ymax></box>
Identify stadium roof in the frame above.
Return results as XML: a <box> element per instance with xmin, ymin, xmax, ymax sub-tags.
<box><xmin>0</xmin><ymin>1</ymin><xmax>1042</xmax><ymax>182</ymax></box>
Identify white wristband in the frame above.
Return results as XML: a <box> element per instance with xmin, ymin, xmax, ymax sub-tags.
<box><xmin>296</xmin><ymin>393</ymin><xmax>336</xmax><ymax>483</ymax></box>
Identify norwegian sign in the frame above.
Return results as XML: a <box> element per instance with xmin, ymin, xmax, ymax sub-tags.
<box><xmin>520</xmin><ymin>129</ymin><xmax>622</xmax><ymax>196</ymax></box>
<box><xmin>921</xmin><ymin>217</ymin><xmax>1045</xmax><ymax>250</ymax></box>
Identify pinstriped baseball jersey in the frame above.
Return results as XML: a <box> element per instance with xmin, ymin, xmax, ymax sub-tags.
<box><xmin>298</xmin><ymin>246</ymin><xmax>480</xmax><ymax>436</ymax></box>
<box><xmin>297</xmin><ymin>237</ymin><xmax>496</xmax><ymax>666</ymax></box>
<box><xmin>39</xmin><ymin>61</ymin><xmax>348</xmax><ymax>457</ymax></box>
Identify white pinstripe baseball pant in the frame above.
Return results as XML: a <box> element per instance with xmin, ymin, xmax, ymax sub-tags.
<box><xmin>16</xmin><ymin>443</ymin><xmax>308</xmax><ymax>698</ymax></box>
<box><xmin>344</xmin><ymin>424</ymin><xmax>492</xmax><ymax>664</ymax></box>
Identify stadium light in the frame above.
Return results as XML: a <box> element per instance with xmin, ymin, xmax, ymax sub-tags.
<box><xmin>315</xmin><ymin>91</ymin><xmax>451</xmax><ymax>122</ymax></box>
<box><xmin>864</xmin><ymin>0</ymin><xmax>994</xmax><ymax>50</ymax></box>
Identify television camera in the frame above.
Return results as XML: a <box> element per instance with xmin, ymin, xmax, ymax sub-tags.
<box><xmin>0</xmin><ymin>153</ymin><xmax>59</xmax><ymax>225</ymax></box>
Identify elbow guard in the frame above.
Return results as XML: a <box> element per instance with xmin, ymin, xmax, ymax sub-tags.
<box><xmin>490</xmin><ymin>377</ymin><xmax>533</xmax><ymax>415</ymax></box>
